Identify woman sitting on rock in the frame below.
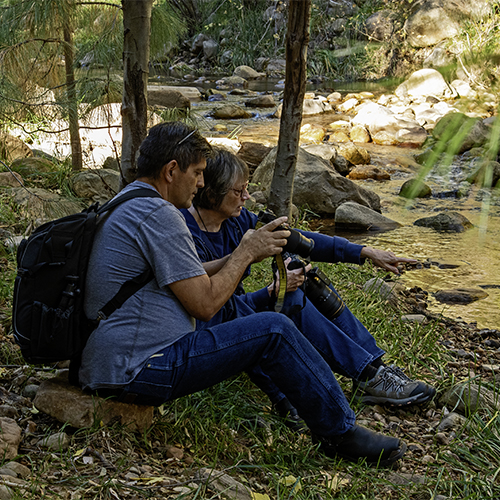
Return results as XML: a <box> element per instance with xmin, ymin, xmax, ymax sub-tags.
<box><xmin>181</xmin><ymin>147</ymin><xmax>435</xmax><ymax>428</ymax></box>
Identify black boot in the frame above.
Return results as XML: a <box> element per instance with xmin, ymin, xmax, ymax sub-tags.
<box><xmin>314</xmin><ymin>424</ymin><xmax>406</xmax><ymax>467</ymax></box>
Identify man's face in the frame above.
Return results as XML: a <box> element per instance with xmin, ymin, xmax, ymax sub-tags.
<box><xmin>171</xmin><ymin>159</ymin><xmax>206</xmax><ymax>209</ymax></box>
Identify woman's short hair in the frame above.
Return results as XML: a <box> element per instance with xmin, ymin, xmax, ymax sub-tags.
<box><xmin>136</xmin><ymin>122</ymin><xmax>212</xmax><ymax>179</ymax></box>
<box><xmin>194</xmin><ymin>147</ymin><xmax>249</xmax><ymax>210</ymax></box>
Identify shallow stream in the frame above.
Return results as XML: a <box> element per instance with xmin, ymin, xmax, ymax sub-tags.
<box><xmin>187</xmin><ymin>86</ymin><xmax>500</xmax><ymax>330</ymax></box>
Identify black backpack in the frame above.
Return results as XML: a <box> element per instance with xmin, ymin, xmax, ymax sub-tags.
<box><xmin>12</xmin><ymin>188</ymin><xmax>161</xmax><ymax>372</ymax></box>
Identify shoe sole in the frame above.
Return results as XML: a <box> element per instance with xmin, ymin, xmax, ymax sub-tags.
<box><xmin>353</xmin><ymin>387</ymin><xmax>436</xmax><ymax>407</ymax></box>
<box><xmin>336</xmin><ymin>441</ymin><xmax>408</xmax><ymax>467</ymax></box>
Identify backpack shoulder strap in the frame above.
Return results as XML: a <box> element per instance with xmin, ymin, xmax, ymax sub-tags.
<box><xmin>97</xmin><ymin>187</ymin><xmax>162</xmax><ymax>215</ymax></box>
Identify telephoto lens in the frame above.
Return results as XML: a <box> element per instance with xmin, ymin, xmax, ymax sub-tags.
<box><xmin>305</xmin><ymin>268</ymin><xmax>345</xmax><ymax>320</ymax></box>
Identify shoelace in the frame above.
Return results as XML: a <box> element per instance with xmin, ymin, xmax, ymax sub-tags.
<box><xmin>387</xmin><ymin>365</ymin><xmax>414</xmax><ymax>383</ymax></box>
<box><xmin>368</xmin><ymin>368</ymin><xmax>406</xmax><ymax>394</ymax></box>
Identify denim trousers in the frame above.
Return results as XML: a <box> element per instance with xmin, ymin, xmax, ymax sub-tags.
<box><xmin>199</xmin><ymin>286</ymin><xmax>386</xmax><ymax>405</ymax></box>
<box><xmin>124</xmin><ymin>312</ymin><xmax>355</xmax><ymax>437</ymax></box>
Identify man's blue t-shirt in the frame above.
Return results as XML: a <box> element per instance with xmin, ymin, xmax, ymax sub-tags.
<box><xmin>80</xmin><ymin>181</ymin><xmax>206</xmax><ymax>391</ymax></box>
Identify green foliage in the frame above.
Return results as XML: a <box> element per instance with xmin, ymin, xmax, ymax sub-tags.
<box><xmin>195</xmin><ymin>0</ymin><xmax>286</xmax><ymax>68</ymax></box>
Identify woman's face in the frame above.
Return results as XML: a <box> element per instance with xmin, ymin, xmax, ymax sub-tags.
<box><xmin>217</xmin><ymin>176</ymin><xmax>250</xmax><ymax>219</ymax></box>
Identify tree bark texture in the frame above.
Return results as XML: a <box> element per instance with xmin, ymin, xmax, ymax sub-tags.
<box><xmin>121</xmin><ymin>0</ymin><xmax>153</xmax><ymax>188</ymax></box>
<box><xmin>268</xmin><ymin>0</ymin><xmax>311</xmax><ymax>219</ymax></box>
<box><xmin>63</xmin><ymin>19</ymin><xmax>83</xmax><ymax>171</ymax></box>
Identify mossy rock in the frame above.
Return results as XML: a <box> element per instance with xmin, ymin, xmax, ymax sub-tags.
<box><xmin>10</xmin><ymin>156</ymin><xmax>58</xmax><ymax>175</ymax></box>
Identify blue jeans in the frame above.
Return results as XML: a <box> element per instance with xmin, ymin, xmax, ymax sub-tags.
<box><xmin>201</xmin><ymin>286</ymin><xmax>385</xmax><ymax>405</ymax></box>
<box><xmin>124</xmin><ymin>312</ymin><xmax>355</xmax><ymax>437</ymax></box>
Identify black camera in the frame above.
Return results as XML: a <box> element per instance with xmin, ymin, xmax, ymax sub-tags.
<box><xmin>286</xmin><ymin>256</ymin><xmax>345</xmax><ymax>320</ymax></box>
<box><xmin>257</xmin><ymin>210</ymin><xmax>315</xmax><ymax>259</ymax></box>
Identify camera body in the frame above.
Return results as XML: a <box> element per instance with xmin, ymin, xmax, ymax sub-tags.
<box><xmin>257</xmin><ymin>210</ymin><xmax>315</xmax><ymax>259</ymax></box>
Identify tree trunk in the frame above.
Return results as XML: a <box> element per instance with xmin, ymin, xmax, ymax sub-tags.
<box><xmin>267</xmin><ymin>0</ymin><xmax>311</xmax><ymax>219</ymax></box>
<box><xmin>121</xmin><ymin>0</ymin><xmax>154</xmax><ymax>188</ymax></box>
<box><xmin>63</xmin><ymin>20</ymin><xmax>83</xmax><ymax>171</ymax></box>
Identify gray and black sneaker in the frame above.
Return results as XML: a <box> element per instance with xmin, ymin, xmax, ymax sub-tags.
<box><xmin>352</xmin><ymin>365</ymin><xmax>436</xmax><ymax>407</ymax></box>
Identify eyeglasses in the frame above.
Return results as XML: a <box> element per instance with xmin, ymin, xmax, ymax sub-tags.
<box><xmin>230</xmin><ymin>181</ymin><xmax>249</xmax><ymax>198</ymax></box>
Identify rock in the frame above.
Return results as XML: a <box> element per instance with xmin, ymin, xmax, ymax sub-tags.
<box><xmin>467</xmin><ymin>160</ymin><xmax>500</xmax><ymax>188</ymax></box>
<box><xmin>335</xmin><ymin>201</ymin><xmax>402</xmax><ymax>231</ymax></box>
<box><xmin>252</xmin><ymin>147</ymin><xmax>381</xmax><ymax>215</ymax></box>
<box><xmin>401</xmin><ymin>314</ymin><xmax>427</xmax><ymax>323</ymax></box>
<box><xmin>237</xmin><ymin>142</ymin><xmax>273</xmax><ymax>175</ymax></box>
<box><xmin>10</xmin><ymin>156</ymin><xmax>57</xmax><ymax>174</ymax></box>
<box><xmin>266</xmin><ymin>58</ymin><xmax>286</xmax><ymax>74</ymax></box>
<box><xmin>395</xmin><ymin>127</ymin><xmax>428</xmax><ymax>147</ymax></box>
<box><xmin>0</xmin><ymin>406</ymin><xmax>18</xmax><ymax>419</ymax></box>
<box><xmin>212</xmin><ymin>104</ymin><xmax>252</xmax><ymax>119</ymax></box>
<box><xmin>0</xmin><ymin>462</ymin><xmax>30</xmax><ymax>479</ymax></box>
<box><xmin>395</xmin><ymin>69</ymin><xmax>454</xmax><ymax>100</ymax></box>
<box><xmin>338</xmin><ymin>98</ymin><xmax>358</xmax><ymax>113</ymax></box>
<box><xmin>301</xmin><ymin>144</ymin><xmax>337</xmax><ymax>165</ymax></box>
<box><xmin>372</xmin><ymin>131</ymin><xmax>399</xmax><ymax>146</ymax></box>
<box><xmin>329</xmin><ymin>130</ymin><xmax>351</xmax><ymax>143</ymax></box>
<box><xmin>0</xmin><ymin>171</ymin><xmax>23</xmax><ymax>188</ymax></box>
<box><xmin>350</xmin><ymin>125</ymin><xmax>371</xmax><ymax>143</ymax></box>
<box><xmin>233</xmin><ymin>65</ymin><xmax>264</xmax><ymax>79</ymax></box>
<box><xmin>423</xmin><ymin>46</ymin><xmax>455</xmax><ymax>70</ymax></box>
<box><xmin>216</xmin><ymin>76</ymin><xmax>248</xmax><ymax>88</ymax></box>
<box><xmin>0</xmin><ymin>418</ymin><xmax>22</xmax><ymax>460</ymax></box>
<box><xmin>413</xmin><ymin>212</ymin><xmax>473</xmax><ymax>232</ymax></box>
<box><xmin>147</xmin><ymin>85</ymin><xmax>201</xmax><ymax>102</ymax></box>
<box><xmin>450</xmin><ymin>79</ymin><xmax>477</xmax><ymax>98</ymax></box>
<box><xmin>203</xmin><ymin>39</ymin><xmax>218</xmax><ymax>59</ymax></box>
<box><xmin>244</xmin><ymin>95</ymin><xmax>275</xmax><ymax>108</ymax></box>
<box><xmin>147</xmin><ymin>88</ymin><xmax>191</xmax><ymax>110</ymax></box>
<box><xmin>0</xmin><ymin>132</ymin><xmax>33</xmax><ymax>161</ymax></box>
<box><xmin>365</xmin><ymin>10</ymin><xmax>399</xmax><ymax>41</ymax></box>
<box><xmin>197</xmin><ymin>468</ymin><xmax>253</xmax><ymax>500</ymax></box>
<box><xmin>39</xmin><ymin>432</ymin><xmax>70</xmax><ymax>451</ymax></box>
<box><xmin>33</xmin><ymin>373</ymin><xmax>154</xmax><ymax>432</ymax></box>
<box><xmin>332</xmin><ymin>154</ymin><xmax>351</xmax><ymax>176</ymax></box>
<box><xmin>335</xmin><ymin>142</ymin><xmax>370</xmax><ymax>165</ymax></box>
<box><xmin>434</xmin><ymin>288</ymin><xmax>488</xmax><ymax>304</ymax></box>
<box><xmin>363</xmin><ymin>277</ymin><xmax>405</xmax><ymax>306</ymax></box>
<box><xmin>347</xmin><ymin>165</ymin><xmax>390</xmax><ymax>181</ymax></box>
<box><xmin>399</xmin><ymin>179</ymin><xmax>432</xmax><ymax>198</ymax></box>
<box><xmin>102</xmin><ymin>156</ymin><xmax>120</xmax><ymax>172</ymax></box>
<box><xmin>0</xmin><ymin>485</ymin><xmax>14</xmax><ymax>500</ymax></box>
<box><xmin>70</xmin><ymin>168</ymin><xmax>120</xmax><ymax>203</ymax></box>
<box><xmin>437</xmin><ymin>412</ymin><xmax>467</xmax><ymax>432</ymax></box>
<box><xmin>274</xmin><ymin>99</ymin><xmax>332</xmax><ymax>118</ymax></box>
<box><xmin>300</xmin><ymin>123</ymin><xmax>326</xmax><ymax>143</ymax></box>
<box><xmin>9</xmin><ymin>187</ymin><xmax>83</xmax><ymax>220</ymax></box>
<box><xmin>441</xmin><ymin>380</ymin><xmax>500</xmax><ymax>415</ymax></box>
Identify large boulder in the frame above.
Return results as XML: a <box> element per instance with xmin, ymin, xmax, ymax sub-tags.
<box><xmin>351</xmin><ymin>102</ymin><xmax>427</xmax><ymax>145</ymax></box>
<box><xmin>404</xmin><ymin>0</ymin><xmax>491</xmax><ymax>48</ymax></box>
<box><xmin>252</xmin><ymin>147</ymin><xmax>380</xmax><ymax>215</ymax></box>
<box><xmin>147</xmin><ymin>85</ymin><xmax>201</xmax><ymax>102</ymax></box>
<box><xmin>364</xmin><ymin>10</ymin><xmax>400</xmax><ymax>42</ymax></box>
<box><xmin>0</xmin><ymin>132</ymin><xmax>33</xmax><ymax>161</ymax></box>
<box><xmin>335</xmin><ymin>201</ymin><xmax>402</xmax><ymax>231</ymax></box>
<box><xmin>233</xmin><ymin>65</ymin><xmax>264</xmax><ymax>79</ymax></box>
<box><xmin>414</xmin><ymin>212</ymin><xmax>473</xmax><ymax>232</ymax></box>
<box><xmin>147</xmin><ymin>88</ymin><xmax>191</xmax><ymax>109</ymax></box>
<box><xmin>395</xmin><ymin>69</ymin><xmax>454</xmax><ymax>100</ymax></box>
<box><xmin>70</xmin><ymin>168</ymin><xmax>120</xmax><ymax>203</ymax></box>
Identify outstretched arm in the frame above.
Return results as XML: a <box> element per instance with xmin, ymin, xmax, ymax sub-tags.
<box><xmin>360</xmin><ymin>246</ymin><xmax>417</xmax><ymax>275</ymax></box>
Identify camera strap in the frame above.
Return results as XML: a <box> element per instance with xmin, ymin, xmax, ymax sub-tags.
<box><xmin>272</xmin><ymin>253</ymin><xmax>288</xmax><ymax>313</ymax></box>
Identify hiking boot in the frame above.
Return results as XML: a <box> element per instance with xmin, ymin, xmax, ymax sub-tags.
<box><xmin>274</xmin><ymin>397</ymin><xmax>307</xmax><ymax>433</ymax></box>
<box><xmin>314</xmin><ymin>424</ymin><xmax>406</xmax><ymax>467</ymax></box>
<box><xmin>352</xmin><ymin>364</ymin><xmax>436</xmax><ymax>406</ymax></box>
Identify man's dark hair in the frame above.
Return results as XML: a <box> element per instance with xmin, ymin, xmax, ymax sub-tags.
<box><xmin>194</xmin><ymin>147</ymin><xmax>249</xmax><ymax>210</ymax></box>
<box><xmin>136</xmin><ymin>122</ymin><xmax>212</xmax><ymax>179</ymax></box>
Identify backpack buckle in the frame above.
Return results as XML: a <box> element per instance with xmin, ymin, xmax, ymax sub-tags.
<box><xmin>96</xmin><ymin>310</ymin><xmax>107</xmax><ymax>321</ymax></box>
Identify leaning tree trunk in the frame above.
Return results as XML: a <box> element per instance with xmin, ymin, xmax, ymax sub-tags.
<box><xmin>121</xmin><ymin>0</ymin><xmax>154</xmax><ymax>188</ymax></box>
<box><xmin>63</xmin><ymin>20</ymin><xmax>83</xmax><ymax>171</ymax></box>
<box><xmin>267</xmin><ymin>0</ymin><xmax>311</xmax><ymax>219</ymax></box>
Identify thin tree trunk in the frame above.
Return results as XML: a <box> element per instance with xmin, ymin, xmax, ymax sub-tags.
<box><xmin>268</xmin><ymin>0</ymin><xmax>311</xmax><ymax>219</ymax></box>
<box><xmin>121</xmin><ymin>0</ymin><xmax>154</xmax><ymax>188</ymax></box>
<box><xmin>63</xmin><ymin>21</ymin><xmax>83</xmax><ymax>171</ymax></box>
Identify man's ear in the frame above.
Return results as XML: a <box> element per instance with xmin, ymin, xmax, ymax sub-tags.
<box><xmin>162</xmin><ymin>160</ymin><xmax>178</xmax><ymax>183</ymax></box>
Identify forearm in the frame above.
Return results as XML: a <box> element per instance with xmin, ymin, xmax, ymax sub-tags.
<box><xmin>203</xmin><ymin>255</ymin><xmax>230</xmax><ymax>276</ymax></box>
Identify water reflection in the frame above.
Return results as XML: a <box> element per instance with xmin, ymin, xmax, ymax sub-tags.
<box><xmin>324</xmin><ymin>207</ymin><xmax>500</xmax><ymax>330</ymax></box>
